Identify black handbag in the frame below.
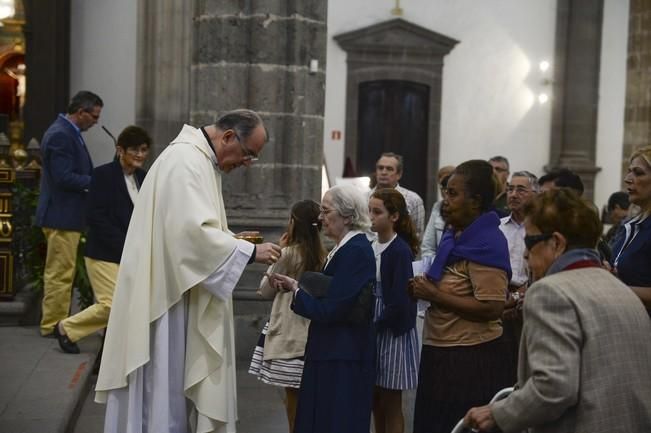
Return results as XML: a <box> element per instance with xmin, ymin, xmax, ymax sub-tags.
<box><xmin>298</xmin><ymin>271</ymin><xmax>374</xmax><ymax>325</ymax></box>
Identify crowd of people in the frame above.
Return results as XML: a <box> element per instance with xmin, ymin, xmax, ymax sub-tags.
<box><xmin>35</xmin><ymin>95</ymin><xmax>651</xmax><ymax>433</ymax></box>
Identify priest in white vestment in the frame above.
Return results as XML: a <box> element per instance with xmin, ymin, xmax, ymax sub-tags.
<box><xmin>95</xmin><ymin>109</ymin><xmax>282</xmax><ymax>433</ymax></box>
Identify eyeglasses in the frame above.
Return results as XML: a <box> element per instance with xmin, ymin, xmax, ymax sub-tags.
<box><xmin>319</xmin><ymin>207</ymin><xmax>335</xmax><ymax>215</ymax></box>
<box><xmin>524</xmin><ymin>233</ymin><xmax>553</xmax><ymax>250</ymax></box>
<box><xmin>506</xmin><ymin>185</ymin><xmax>531</xmax><ymax>195</ymax></box>
<box><xmin>125</xmin><ymin>146</ymin><xmax>150</xmax><ymax>156</ymax></box>
<box><xmin>84</xmin><ymin>110</ymin><xmax>100</xmax><ymax>120</ymax></box>
<box><xmin>233</xmin><ymin>131</ymin><xmax>259</xmax><ymax>162</ymax></box>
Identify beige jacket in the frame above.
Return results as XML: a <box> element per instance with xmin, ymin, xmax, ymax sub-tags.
<box><xmin>492</xmin><ymin>267</ymin><xmax>651</xmax><ymax>433</ymax></box>
<box><xmin>259</xmin><ymin>245</ymin><xmax>310</xmax><ymax>360</ymax></box>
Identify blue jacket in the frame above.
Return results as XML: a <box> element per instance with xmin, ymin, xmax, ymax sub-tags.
<box><xmin>84</xmin><ymin>160</ymin><xmax>146</xmax><ymax>264</ymax></box>
<box><xmin>377</xmin><ymin>236</ymin><xmax>417</xmax><ymax>336</ymax></box>
<box><xmin>35</xmin><ymin>115</ymin><xmax>93</xmax><ymax>230</ymax></box>
<box><xmin>611</xmin><ymin>216</ymin><xmax>651</xmax><ymax>288</ymax></box>
<box><xmin>292</xmin><ymin>233</ymin><xmax>376</xmax><ymax>361</ymax></box>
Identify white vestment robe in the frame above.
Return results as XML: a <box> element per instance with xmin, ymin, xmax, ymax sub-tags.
<box><xmin>95</xmin><ymin>125</ymin><xmax>253</xmax><ymax>433</ymax></box>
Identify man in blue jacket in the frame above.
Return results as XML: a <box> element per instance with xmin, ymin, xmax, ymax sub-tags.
<box><xmin>35</xmin><ymin>90</ymin><xmax>103</xmax><ymax>337</ymax></box>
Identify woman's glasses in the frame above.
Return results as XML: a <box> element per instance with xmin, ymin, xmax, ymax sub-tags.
<box><xmin>125</xmin><ymin>146</ymin><xmax>150</xmax><ymax>156</ymax></box>
<box><xmin>524</xmin><ymin>233</ymin><xmax>553</xmax><ymax>250</ymax></box>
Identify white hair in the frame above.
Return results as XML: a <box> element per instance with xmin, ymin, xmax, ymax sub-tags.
<box><xmin>511</xmin><ymin>170</ymin><xmax>540</xmax><ymax>192</ymax></box>
<box><xmin>326</xmin><ymin>184</ymin><xmax>371</xmax><ymax>232</ymax></box>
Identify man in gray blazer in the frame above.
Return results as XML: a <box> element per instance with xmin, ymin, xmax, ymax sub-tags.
<box><xmin>464</xmin><ymin>188</ymin><xmax>651</xmax><ymax>433</ymax></box>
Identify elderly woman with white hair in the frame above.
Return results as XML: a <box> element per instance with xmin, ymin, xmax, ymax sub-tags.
<box><xmin>269</xmin><ymin>184</ymin><xmax>376</xmax><ymax>433</ymax></box>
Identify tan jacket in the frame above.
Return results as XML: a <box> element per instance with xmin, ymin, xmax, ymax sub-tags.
<box><xmin>259</xmin><ymin>245</ymin><xmax>310</xmax><ymax>360</ymax></box>
<box><xmin>492</xmin><ymin>267</ymin><xmax>651</xmax><ymax>433</ymax></box>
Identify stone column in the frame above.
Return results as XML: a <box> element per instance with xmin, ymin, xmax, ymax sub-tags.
<box><xmin>192</xmin><ymin>1</ymin><xmax>327</xmax><ymax>228</ymax></box>
<box><xmin>135</xmin><ymin>0</ymin><xmax>192</xmax><ymax>157</ymax></box>
<box><xmin>548</xmin><ymin>0</ymin><xmax>604</xmax><ymax>200</ymax></box>
<box><xmin>623</xmin><ymin>0</ymin><xmax>651</xmax><ymax>172</ymax></box>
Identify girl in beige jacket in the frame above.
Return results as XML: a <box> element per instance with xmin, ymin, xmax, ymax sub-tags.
<box><xmin>249</xmin><ymin>200</ymin><xmax>326</xmax><ymax>432</ymax></box>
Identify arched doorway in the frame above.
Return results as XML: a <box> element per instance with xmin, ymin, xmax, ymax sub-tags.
<box><xmin>335</xmin><ymin>18</ymin><xmax>458</xmax><ymax>210</ymax></box>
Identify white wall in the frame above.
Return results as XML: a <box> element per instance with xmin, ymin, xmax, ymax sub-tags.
<box><xmin>70</xmin><ymin>0</ymin><xmax>137</xmax><ymax>166</ymax></box>
<box><xmin>324</xmin><ymin>0</ymin><xmax>629</xmax><ymax>209</ymax></box>
<box><xmin>595</xmin><ymin>0</ymin><xmax>629</xmax><ymax>210</ymax></box>
<box><xmin>324</xmin><ymin>0</ymin><xmax>556</xmax><ymax>184</ymax></box>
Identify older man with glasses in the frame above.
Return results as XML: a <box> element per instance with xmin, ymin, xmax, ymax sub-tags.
<box><xmin>498</xmin><ymin>170</ymin><xmax>539</xmax><ymax>381</ymax></box>
<box><xmin>95</xmin><ymin>109</ymin><xmax>282</xmax><ymax>433</ymax></box>
<box><xmin>35</xmin><ymin>90</ymin><xmax>103</xmax><ymax>339</ymax></box>
<box><xmin>489</xmin><ymin>156</ymin><xmax>511</xmax><ymax>217</ymax></box>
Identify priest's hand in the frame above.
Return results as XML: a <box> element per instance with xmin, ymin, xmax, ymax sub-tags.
<box><xmin>256</xmin><ymin>242</ymin><xmax>282</xmax><ymax>265</ymax></box>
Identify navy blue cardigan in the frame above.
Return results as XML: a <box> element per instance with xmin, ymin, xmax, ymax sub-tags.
<box><xmin>377</xmin><ymin>235</ymin><xmax>417</xmax><ymax>336</ymax></box>
<box><xmin>84</xmin><ymin>160</ymin><xmax>146</xmax><ymax>264</ymax></box>
<box><xmin>292</xmin><ymin>233</ymin><xmax>376</xmax><ymax>361</ymax></box>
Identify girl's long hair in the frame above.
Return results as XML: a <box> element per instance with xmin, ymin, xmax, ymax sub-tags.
<box><xmin>287</xmin><ymin>200</ymin><xmax>327</xmax><ymax>275</ymax></box>
<box><xmin>370</xmin><ymin>188</ymin><xmax>420</xmax><ymax>256</ymax></box>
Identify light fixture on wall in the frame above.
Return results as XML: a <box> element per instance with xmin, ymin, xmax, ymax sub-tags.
<box><xmin>538</xmin><ymin>59</ymin><xmax>553</xmax><ymax>104</ymax></box>
<box><xmin>309</xmin><ymin>59</ymin><xmax>319</xmax><ymax>74</ymax></box>
<box><xmin>0</xmin><ymin>0</ymin><xmax>14</xmax><ymax>20</ymax></box>
<box><xmin>539</xmin><ymin>60</ymin><xmax>550</xmax><ymax>73</ymax></box>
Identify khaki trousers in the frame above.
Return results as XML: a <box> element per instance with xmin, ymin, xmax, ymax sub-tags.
<box><xmin>40</xmin><ymin>228</ymin><xmax>80</xmax><ymax>335</ymax></box>
<box><xmin>61</xmin><ymin>258</ymin><xmax>118</xmax><ymax>342</ymax></box>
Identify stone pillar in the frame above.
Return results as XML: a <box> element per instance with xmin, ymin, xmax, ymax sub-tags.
<box><xmin>623</xmin><ymin>0</ymin><xmax>651</xmax><ymax>172</ymax></box>
<box><xmin>135</xmin><ymin>0</ymin><xmax>192</xmax><ymax>157</ymax></box>
<box><xmin>547</xmin><ymin>0</ymin><xmax>604</xmax><ymax>199</ymax></box>
<box><xmin>192</xmin><ymin>1</ymin><xmax>327</xmax><ymax>227</ymax></box>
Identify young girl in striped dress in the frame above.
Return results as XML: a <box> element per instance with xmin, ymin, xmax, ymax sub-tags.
<box><xmin>368</xmin><ymin>188</ymin><xmax>420</xmax><ymax>433</ymax></box>
<box><xmin>248</xmin><ymin>200</ymin><xmax>326</xmax><ymax>433</ymax></box>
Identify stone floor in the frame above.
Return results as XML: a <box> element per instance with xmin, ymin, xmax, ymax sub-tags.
<box><xmin>0</xmin><ymin>326</ymin><xmax>100</xmax><ymax>433</ymax></box>
<box><xmin>72</xmin><ymin>365</ymin><xmax>289</xmax><ymax>433</ymax></box>
<box><xmin>1</xmin><ymin>320</ymin><xmax>423</xmax><ymax>433</ymax></box>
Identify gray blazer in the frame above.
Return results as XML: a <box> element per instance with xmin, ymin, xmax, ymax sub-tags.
<box><xmin>492</xmin><ymin>267</ymin><xmax>651</xmax><ymax>433</ymax></box>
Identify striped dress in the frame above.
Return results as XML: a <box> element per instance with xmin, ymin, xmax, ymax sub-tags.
<box><xmin>373</xmin><ymin>238</ymin><xmax>419</xmax><ymax>390</ymax></box>
<box><xmin>248</xmin><ymin>322</ymin><xmax>304</xmax><ymax>388</ymax></box>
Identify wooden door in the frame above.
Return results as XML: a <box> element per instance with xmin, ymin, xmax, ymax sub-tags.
<box><xmin>357</xmin><ymin>80</ymin><xmax>429</xmax><ymax>200</ymax></box>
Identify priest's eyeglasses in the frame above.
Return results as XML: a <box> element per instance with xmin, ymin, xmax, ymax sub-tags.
<box><xmin>233</xmin><ymin>132</ymin><xmax>259</xmax><ymax>162</ymax></box>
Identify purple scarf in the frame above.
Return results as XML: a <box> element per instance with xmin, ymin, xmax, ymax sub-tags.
<box><xmin>427</xmin><ymin>211</ymin><xmax>512</xmax><ymax>282</ymax></box>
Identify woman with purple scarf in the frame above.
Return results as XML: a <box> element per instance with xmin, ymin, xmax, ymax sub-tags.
<box><xmin>410</xmin><ymin>160</ymin><xmax>513</xmax><ymax>433</ymax></box>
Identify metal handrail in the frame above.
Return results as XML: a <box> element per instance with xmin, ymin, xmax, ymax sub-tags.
<box><xmin>449</xmin><ymin>387</ymin><xmax>514</xmax><ymax>433</ymax></box>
